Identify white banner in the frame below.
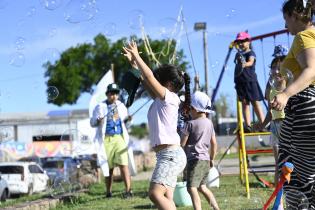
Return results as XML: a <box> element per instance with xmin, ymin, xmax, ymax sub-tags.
<box><xmin>88</xmin><ymin>70</ymin><xmax>113</xmax><ymax>117</ymax></box>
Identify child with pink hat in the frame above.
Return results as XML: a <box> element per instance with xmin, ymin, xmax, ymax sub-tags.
<box><xmin>234</xmin><ymin>31</ymin><xmax>265</xmax><ymax>132</ymax></box>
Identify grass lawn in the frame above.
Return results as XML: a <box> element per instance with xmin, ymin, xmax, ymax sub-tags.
<box><xmin>0</xmin><ymin>192</ymin><xmax>47</xmax><ymax>208</ymax></box>
<box><xmin>52</xmin><ymin>175</ymin><xmax>275</xmax><ymax>210</ymax></box>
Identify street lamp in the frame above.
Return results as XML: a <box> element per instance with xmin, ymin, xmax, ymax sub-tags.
<box><xmin>194</xmin><ymin>22</ymin><xmax>209</xmax><ymax>95</ymax></box>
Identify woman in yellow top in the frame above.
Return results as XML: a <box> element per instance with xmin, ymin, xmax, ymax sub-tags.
<box><xmin>271</xmin><ymin>0</ymin><xmax>315</xmax><ymax>208</ymax></box>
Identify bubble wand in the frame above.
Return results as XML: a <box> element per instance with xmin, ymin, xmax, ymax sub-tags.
<box><xmin>263</xmin><ymin>162</ymin><xmax>294</xmax><ymax>210</ymax></box>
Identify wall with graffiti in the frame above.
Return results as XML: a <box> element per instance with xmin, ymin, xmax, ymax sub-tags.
<box><xmin>0</xmin><ymin>141</ymin><xmax>72</xmax><ymax>160</ymax></box>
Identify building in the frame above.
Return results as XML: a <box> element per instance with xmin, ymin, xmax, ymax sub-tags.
<box><xmin>0</xmin><ymin>109</ymin><xmax>95</xmax><ymax>161</ymax></box>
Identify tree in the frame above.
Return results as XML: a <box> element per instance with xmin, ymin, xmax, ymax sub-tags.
<box><xmin>214</xmin><ymin>93</ymin><xmax>233</xmax><ymax>118</ymax></box>
<box><xmin>44</xmin><ymin>34</ymin><xmax>189</xmax><ymax>106</ymax></box>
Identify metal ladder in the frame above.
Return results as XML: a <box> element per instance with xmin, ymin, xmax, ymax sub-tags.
<box><xmin>236</xmin><ymin>99</ymin><xmax>273</xmax><ymax>199</ymax></box>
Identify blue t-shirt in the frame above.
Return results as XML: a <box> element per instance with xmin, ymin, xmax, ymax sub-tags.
<box><xmin>105</xmin><ymin>102</ymin><xmax>123</xmax><ymax>135</ymax></box>
<box><xmin>234</xmin><ymin>50</ymin><xmax>257</xmax><ymax>83</ymax></box>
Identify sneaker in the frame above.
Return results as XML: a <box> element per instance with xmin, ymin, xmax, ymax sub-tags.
<box><xmin>259</xmin><ymin>128</ymin><xmax>268</xmax><ymax>132</ymax></box>
<box><xmin>243</xmin><ymin>125</ymin><xmax>252</xmax><ymax>133</ymax></box>
<box><xmin>106</xmin><ymin>192</ymin><xmax>112</xmax><ymax>198</ymax></box>
<box><xmin>122</xmin><ymin>190</ymin><xmax>133</xmax><ymax>199</ymax></box>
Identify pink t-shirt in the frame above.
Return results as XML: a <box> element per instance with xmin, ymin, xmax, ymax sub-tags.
<box><xmin>147</xmin><ymin>88</ymin><xmax>181</xmax><ymax>147</ymax></box>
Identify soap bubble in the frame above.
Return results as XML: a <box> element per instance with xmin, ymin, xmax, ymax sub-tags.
<box><xmin>9</xmin><ymin>52</ymin><xmax>25</xmax><ymax>67</ymax></box>
<box><xmin>15</xmin><ymin>37</ymin><xmax>26</xmax><ymax>50</ymax></box>
<box><xmin>284</xmin><ymin>189</ymin><xmax>309</xmax><ymax>210</ymax></box>
<box><xmin>158</xmin><ymin>17</ymin><xmax>179</xmax><ymax>39</ymax></box>
<box><xmin>48</xmin><ymin>28</ymin><xmax>57</xmax><ymax>37</ymax></box>
<box><xmin>26</xmin><ymin>6</ymin><xmax>36</xmax><ymax>17</ymax></box>
<box><xmin>64</xmin><ymin>0</ymin><xmax>97</xmax><ymax>24</ymax></box>
<box><xmin>0</xmin><ymin>127</ymin><xmax>14</xmax><ymax>143</ymax></box>
<box><xmin>268</xmin><ymin>68</ymin><xmax>294</xmax><ymax>90</ymax></box>
<box><xmin>128</xmin><ymin>9</ymin><xmax>145</xmax><ymax>30</ymax></box>
<box><xmin>40</xmin><ymin>0</ymin><xmax>62</xmax><ymax>10</ymax></box>
<box><xmin>226</xmin><ymin>9</ymin><xmax>236</xmax><ymax>19</ymax></box>
<box><xmin>42</xmin><ymin>48</ymin><xmax>60</xmax><ymax>64</ymax></box>
<box><xmin>47</xmin><ymin>86</ymin><xmax>59</xmax><ymax>101</ymax></box>
<box><xmin>103</xmin><ymin>22</ymin><xmax>117</xmax><ymax>37</ymax></box>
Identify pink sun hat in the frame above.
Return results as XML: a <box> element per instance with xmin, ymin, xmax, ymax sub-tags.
<box><xmin>235</xmin><ymin>31</ymin><xmax>251</xmax><ymax>42</ymax></box>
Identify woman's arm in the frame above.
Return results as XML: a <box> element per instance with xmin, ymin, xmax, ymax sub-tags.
<box><xmin>271</xmin><ymin>48</ymin><xmax>315</xmax><ymax>110</ymax></box>
<box><xmin>123</xmin><ymin>41</ymin><xmax>166</xmax><ymax>100</ymax></box>
<box><xmin>285</xmin><ymin>48</ymin><xmax>315</xmax><ymax>96</ymax></box>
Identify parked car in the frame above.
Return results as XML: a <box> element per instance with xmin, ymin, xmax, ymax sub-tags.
<box><xmin>0</xmin><ymin>174</ymin><xmax>9</xmax><ymax>202</ymax></box>
<box><xmin>0</xmin><ymin>162</ymin><xmax>49</xmax><ymax>195</ymax></box>
<box><xmin>42</xmin><ymin>157</ymin><xmax>80</xmax><ymax>183</ymax></box>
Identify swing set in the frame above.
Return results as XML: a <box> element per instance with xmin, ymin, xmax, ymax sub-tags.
<box><xmin>211</xmin><ymin>28</ymin><xmax>291</xmax><ymax>199</ymax></box>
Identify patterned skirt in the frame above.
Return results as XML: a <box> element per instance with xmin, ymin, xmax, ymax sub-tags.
<box><xmin>278</xmin><ymin>85</ymin><xmax>315</xmax><ymax>209</ymax></box>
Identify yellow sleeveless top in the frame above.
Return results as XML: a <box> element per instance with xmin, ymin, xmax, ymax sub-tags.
<box><xmin>269</xmin><ymin>88</ymin><xmax>285</xmax><ymax>120</ymax></box>
<box><xmin>281</xmin><ymin>29</ymin><xmax>315</xmax><ymax>85</ymax></box>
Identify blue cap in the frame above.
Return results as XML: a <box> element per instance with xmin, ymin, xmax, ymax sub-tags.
<box><xmin>272</xmin><ymin>45</ymin><xmax>288</xmax><ymax>57</ymax></box>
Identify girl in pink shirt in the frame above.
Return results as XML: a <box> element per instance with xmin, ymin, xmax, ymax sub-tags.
<box><xmin>123</xmin><ymin>40</ymin><xmax>190</xmax><ymax>210</ymax></box>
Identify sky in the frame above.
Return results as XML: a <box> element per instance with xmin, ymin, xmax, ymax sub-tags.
<box><xmin>0</xmin><ymin>0</ymin><xmax>291</xmax><ymax>124</ymax></box>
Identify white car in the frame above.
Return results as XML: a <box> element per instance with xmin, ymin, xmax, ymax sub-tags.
<box><xmin>0</xmin><ymin>174</ymin><xmax>9</xmax><ymax>201</ymax></box>
<box><xmin>0</xmin><ymin>162</ymin><xmax>49</xmax><ymax>195</ymax></box>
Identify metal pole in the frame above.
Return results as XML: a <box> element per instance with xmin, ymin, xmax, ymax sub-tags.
<box><xmin>203</xmin><ymin>29</ymin><xmax>209</xmax><ymax>95</ymax></box>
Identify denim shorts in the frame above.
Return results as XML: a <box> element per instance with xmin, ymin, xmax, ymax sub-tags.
<box><xmin>151</xmin><ymin>146</ymin><xmax>187</xmax><ymax>188</ymax></box>
<box><xmin>270</xmin><ymin>120</ymin><xmax>282</xmax><ymax>147</ymax></box>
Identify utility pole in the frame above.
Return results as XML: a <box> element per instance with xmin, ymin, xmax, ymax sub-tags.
<box><xmin>194</xmin><ymin>22</ymin><xmax>209</xmax><ymax>95</ymax></box>
<box><xmin>203</xmin><ymin>29</ymin><xmax>209</xmax><ymax>95</ymax></box>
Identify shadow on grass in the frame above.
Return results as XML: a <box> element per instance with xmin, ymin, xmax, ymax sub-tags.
<box><xmin>133</xmin><ymin>191</ymin><xmax>148</xmax><ymax>198</ymax></box>
<box><xmin>249</xmin><ymin>182</ymin><xmax>269</xmax><ymax>188</ymax></box>
<box><xmin>133</xmin><ymin>204</ymin><xmax>155</xmax><ymax>209</ymax></box>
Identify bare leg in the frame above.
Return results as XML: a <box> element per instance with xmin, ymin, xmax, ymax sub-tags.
<box><xmin>273</xmin><ymin>145</ymin><xmax>279</xmax><ymax>187</ymax></box>
<box><xmin>198</xmin><ymin>185</ymin><xmax>220</xmax><ymax>210</ymax></box>
<box><xmin>187</xmin><ymin>187</ymin><xmax>202</xmax><ymax>210</ymax></box>
<box><xmin>252</xmin><ymin>100</ymin><xmax>265</xmax><ymax>124</ymax></box>
<box><xmin>148</xmin><ymin>182</ymin><xmax>176</xmax><ymax>210</ymax></box>
<box><xmin>119</xmin><ymin>165</ymin><xmax>131</xmax><ymax>192</ymax></box>
<box><xmin>105</xmin><ymin>168</ymin><xmax>114</xmax><ymax>194</ymax></box>
<box><xmin>164</xmin><ymin>185</ymin><xmax>175</xmax><ymax>201</ymax></box>
<box><xmin>242</xmin><ymin>100</ymin><xmax>251</xmax><ymax>127</ymax></box>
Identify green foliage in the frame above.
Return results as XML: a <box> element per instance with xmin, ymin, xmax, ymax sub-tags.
<box><xmin>214</xmin><ymin>93</ymin><xmax>234</xmax><ymax>117</ymax></box>
<box><xmin>44</xmin><ymin>34</ymin><xmax>189</xmax><ymax>106</ymax></box>
<box><xmin>129</xmin><ymin>123</ymin><xmax>149</xmax><ymax>139</ymax></box>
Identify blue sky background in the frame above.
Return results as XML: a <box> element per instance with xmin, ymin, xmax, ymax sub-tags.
<box><xmin>0</xmin><ymin>0</ymin><xmax>291</xmax><ymax>124</ymax></box>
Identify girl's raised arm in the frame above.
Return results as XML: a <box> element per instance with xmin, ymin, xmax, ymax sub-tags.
<box><xmin>123</xmin><ymin>41</ymin><xmax>166</xmax><ymax>100</ymax></box>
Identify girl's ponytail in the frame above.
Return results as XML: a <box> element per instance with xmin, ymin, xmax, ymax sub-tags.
<box><xmin>180</xmin><ymin>72</ymin><xmax>191</xmax><ymax>122</ymax></box>
<box><xmin>183</xmin><ymin>72</ymin><xmax>191</xmax><ymax>109</ymax></box>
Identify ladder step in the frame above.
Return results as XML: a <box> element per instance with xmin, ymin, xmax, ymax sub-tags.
<box><xmin>250</xmin><ymin>164</ymin><xmax>275</xmax><ymax>168</ymax></box>
<box><xmin>246</xmin><ymin>149</ymin><xmax>273</xmax><ymax>154</ymax></box>
<box><xmin>249</xmin><ymin>168</ymin><xmax>275</xmax><ymax>173</ymax></box>
<box><xmin>244</xmin><ymin>132</ymin><xmax>271</xmax><ymax>136</ymax></box>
